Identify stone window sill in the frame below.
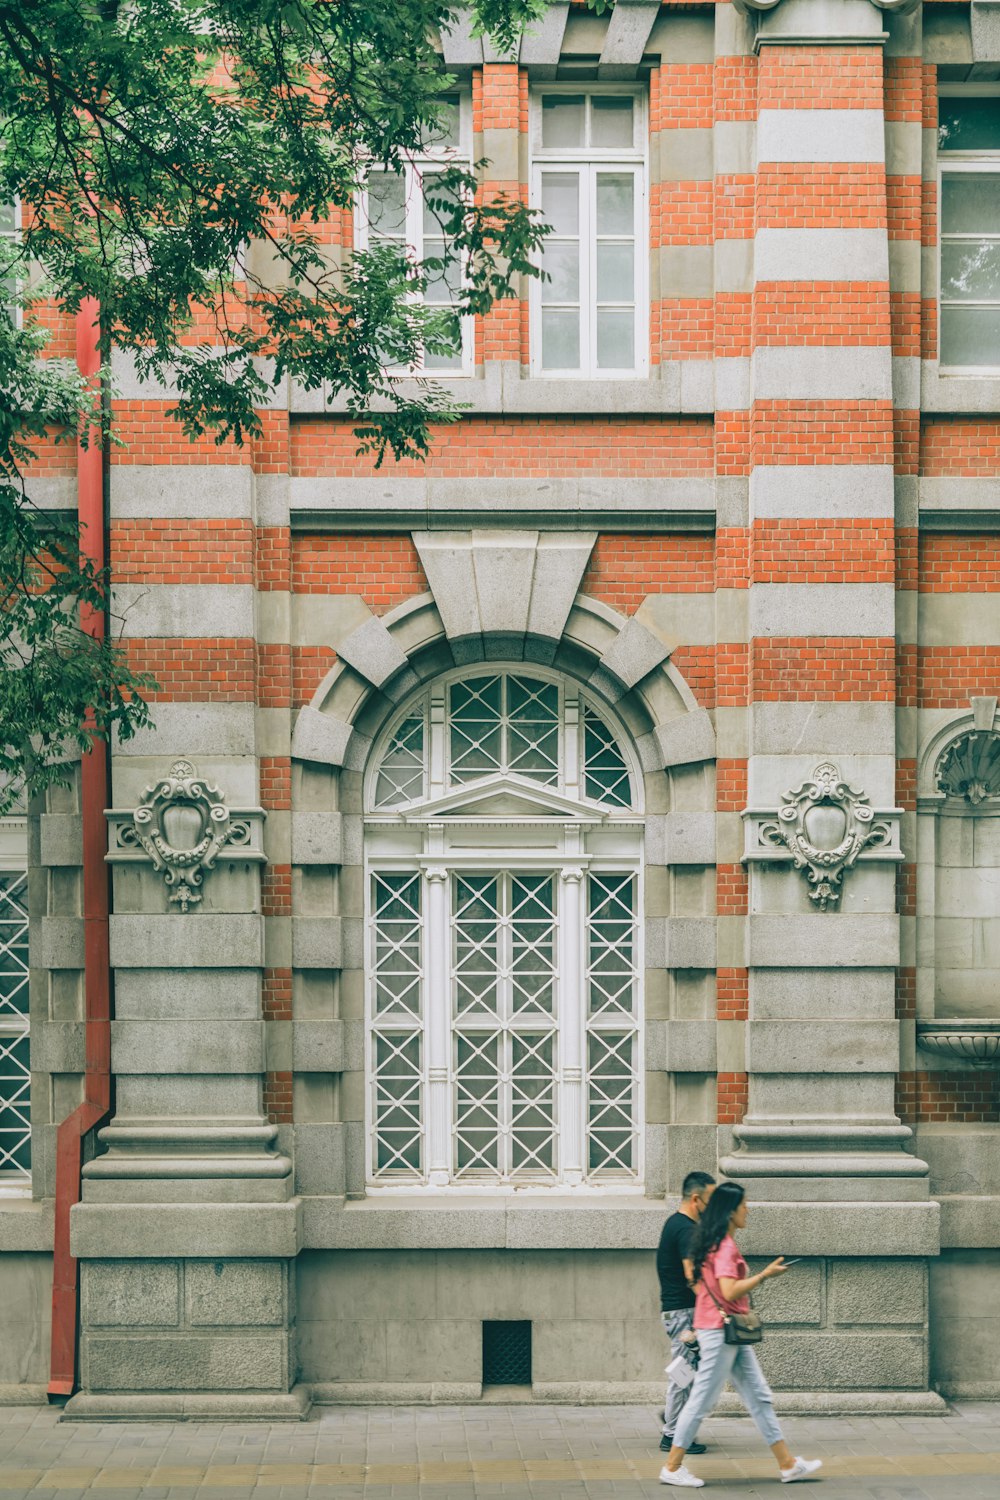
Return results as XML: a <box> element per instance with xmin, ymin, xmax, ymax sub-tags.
<box><xmin>301</xmin><ymin>1192</ymin><xmax>668</xmax><ymax>1250</ymax></box>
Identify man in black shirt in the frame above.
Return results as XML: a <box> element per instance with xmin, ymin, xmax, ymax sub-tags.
<box><xmin>656</xmin><ymin>1169</ymin><xmax>716</xmax><ymax>1454</ymax></box>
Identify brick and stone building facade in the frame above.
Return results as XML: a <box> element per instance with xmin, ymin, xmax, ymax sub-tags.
<box><xmin>3</xmin><ymin>0</ymin><xmax>1000</xmax><ymax>1414</ymax></box>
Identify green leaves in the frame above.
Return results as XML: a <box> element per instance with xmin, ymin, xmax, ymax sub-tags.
<box><xmin>0</xmin><ymin>1</ymin><xmax>552</xmax><ymax>451</ymax></box>
<box><xmin>0</xmin><ymin>487</ymin><xmax>156</xmax><ymax>815</ymax></box>
<box><xmin>0</xmin><ymin>0</ymin><xmax>558</xmax><ymax>804</ymax></box>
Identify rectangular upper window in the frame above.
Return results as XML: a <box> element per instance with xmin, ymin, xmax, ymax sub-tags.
<box><xmin>1</xmin><ymin>201</ymin><xmax>19</xmax><ymax>325</ymax></box>
<box><xmin>938</xmin><ymin>93</ymin><xmax>1000</xmax><ymax>373</ymax></box>
<box><xmin>530</xmin><ymin>88</ymin><xmax>647</xmax><ymax>379</ymax></box>
<box><xmin>356</xmin><ymin>93</ymin><xmax>472</xmax><ymax>375</ymax></box>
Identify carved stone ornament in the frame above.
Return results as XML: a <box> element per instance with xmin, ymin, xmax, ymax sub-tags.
<box><xmin>917</xmin><ymin>1020</ymin><xmax>1000</xmax><ymax>1069</ymax></box>
<box><xmin>743</xmin><ymin>761</ymin><xmax>902</xmax><ymax>911</ymax></box>
<box><xmin>936</xmin><ymin>729</ymin><xmax>1000</xmax><ymax>806</ymax></box>
<box><xmin>107</xmin><ymin>761</ymin><xmax>266</xmax><ymax>912</ymax></box>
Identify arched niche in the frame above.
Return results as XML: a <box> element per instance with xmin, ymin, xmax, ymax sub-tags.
<box><xmin>917</xmin><ymin>697</ymin><xmax>1000</xmax><ymax>1021</ymax></box>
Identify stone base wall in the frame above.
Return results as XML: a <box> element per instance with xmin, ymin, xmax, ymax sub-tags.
<box><xmin>0</xmin><ymin>1253</ymin><xmax>51</xmax><ymax>1403</ymax></box>
<box><xmin>298</xmin><ymin>1248</ymin><xmax>933</xmax><ymax>1404</ymax></box>
<box><xmin>71</xmin><ymin>1258</ymin><xmax>299</xmax><ymax>1413</ymax></box>
<box><xmin>929</xmin><ymin>1249</ymin><xmax>1000</xmax><ymax>1400</ymax></box>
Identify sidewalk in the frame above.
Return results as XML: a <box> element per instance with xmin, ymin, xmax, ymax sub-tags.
<box><xmin>0</xmin><ymin>1401</ymin><xmax>998</xmax><ymax>1498</ymax></box>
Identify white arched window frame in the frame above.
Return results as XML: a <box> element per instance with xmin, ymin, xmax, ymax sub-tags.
<box><xmin>363</xmin><ymin>666</ymin><xmax>644</xmax><ymax>1192</ymax></box>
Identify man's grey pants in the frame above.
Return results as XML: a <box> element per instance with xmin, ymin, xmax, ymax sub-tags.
<box><xmin>661</xmin><ymin>1308</ymin><xmax>700</xmax><ymax>1440</ymax></box>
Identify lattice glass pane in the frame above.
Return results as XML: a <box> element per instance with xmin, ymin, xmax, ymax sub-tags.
<box><xmin>541</xmin><ymin>308</ymin><xmax>580</xmax><ymax>369</ymax></box>
<box><xmin>0</xmin><ymin>872</ymin><xmax>29</xmax><ymax>1017</ymax></box>
<box><xmin>591</xmin><ymin>96</ymin><xmax>634</xmax><ymax>149</ymax></box>
<box><xmin>454</xmin><ymin>875</ymin><xmax>500</xmax><ymax>1015</ymax></box>
<box><xmin>367</xmin><ymin>171</ymin><xmax>407</xmax><ymax>239</ymax></box>
<box><xmin>596</xmin><ymin>240</ymin><xmax>634</xmax><ymax>302</ymax></box>
<box><xmin>940</xmin><ymin>305</ymin><xmax>1000</xmax><ymax>367</ymax></box>
<box><xmin>510</xmin><ymin>875</ymin><xmax>556</xmax><ymax>1014</ymax></box>
<box><xmin>507</xmin><ymin>677</ymin><xmax>559</xmax><ymax>783</ymax></box>
<box><xmin>450</xmin><ymin>675</ymin><xmax>503</xmax><ymax>782</ymax></box>
<box><xmin>374</xmin><ymin>713</ymin><xmax>425</xmax><ymax>808</ymax></box>
<box><xmin>0</xmin><ymin>1031</ymin><xmax>30</xmax><ymax>1177</ymax></box>
<box><xmin>940</xmin><ymin>100</ymin><xmax>1000</xmax><ymax>152</ymax></box>
<box><xmin>372</xmin><ymin>873</ymin><xmax>423</xmax><ymax>1015</ymax></box>
<box><xmin>541</xmin><ymin>96</ymin><xmax>585</xmax><ymax>149</ymax></box>
<box><xmin>582</xmin><ymin>707</ymin><xmax>632</xmax><ymax>808</ymax></box>
<box><xmin>424</xmin><ymin>94</ymin><xmax>461</xmax><ymax>150</ymax></box>
<box><xmin>372</xmin><ymin>1031</ymin><xmax>423</xmax><ymax>1176</ymax></box>
<box><xmin>541</xmin><ymin>240</ymin><xmax>580</xmax><ymax>303</ymax></box>
<box><xmin>941</xmin><ymin>241</ymin><xmax>1000</xmax><ymax>302</ymax></box>
<box><xmin>942</xmin><ymin>175</ymin><xmax>1000</xmax><ymax>236</ymax></box>
<box><xmin>541</xmin><ymin>172</ymin><xmax>580</xmax><ymax>236</ymax></box>
<box><xmin>454</xmin><ymin>1030</ymin><xmax>501</xmax><ymax>1173</ymax></box>
<box><xmin>596</xmin><ymin>173</ymin><xmax>633</xmax><ymax>235</ymax></box>
<box><xmin>587</xmin><ymin>1030</ymin><xmax>635</xmax><ymax>1175</ymax></box>
<box><xmin>587</xmin><ymin>873</ymin><xmax>637</xmax><ymax>1016</ymax></box>
<box><xmin>510</xmin><ymin>1032</ymin><xmax>556</xmax><ymax>1175</ymax></box>
<box><xmin>596</xmin><ymin>309</ymin><xmax>634</xmax><ymax>370</ymax></box>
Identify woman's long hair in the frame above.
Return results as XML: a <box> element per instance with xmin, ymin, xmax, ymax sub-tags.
<box><xmin>691</xmin><ymin>1180</ymin><xmax>746</xmax><ymax>1279</ymax></box>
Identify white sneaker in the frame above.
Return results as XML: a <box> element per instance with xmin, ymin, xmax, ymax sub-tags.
<box><xmin>781</xmin><ymin>1457</ymin><xmax>823</xmax><ymax>1483</ymax></box>
<box><xmin>659</xmin><ymin>1466</ymin><xmax>705</xmax><ymax>1488</ymax></box>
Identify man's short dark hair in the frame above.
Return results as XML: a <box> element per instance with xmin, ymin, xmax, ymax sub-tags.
<box><xmin>682</xmin><ymin>1171</ymin><xmax>716</xmax><ymax>1199</ymax></box>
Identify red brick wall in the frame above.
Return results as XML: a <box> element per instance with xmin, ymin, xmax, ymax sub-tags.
<box><xmin>718</xmin><ymin>1072</ymin><xmax>750</xmax><ymax>1126</ymax></box>
<box><xmin>896</xmin><ymin>1072</ymin><xmax>999</xmax><ymax>1126</ymax></box>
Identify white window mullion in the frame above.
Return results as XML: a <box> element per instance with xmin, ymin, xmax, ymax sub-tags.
<box><xmin>582</xmin><ymin>165</ymin><xmax>596</xmax><ymax>377</ymax></box>
<box><xmin>558</xmin><ymin>865</ymin><xmax>586</xmax><ymax>1186</ymax></box>
<box><xmin>425</xmin><ymin>864</ymin><xmax>452</xmax><ymax>1186</ymax></box>
<box><xmin>499</xmin><ymin>871</ymin><xmax>513</xmax><ymax>1180</ymax></box>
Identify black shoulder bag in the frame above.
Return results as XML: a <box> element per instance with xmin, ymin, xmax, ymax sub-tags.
<box><xmin>703</xmin><ymin>1276</ymin><xmax>763</xmax><ymax>1346</ymax></box>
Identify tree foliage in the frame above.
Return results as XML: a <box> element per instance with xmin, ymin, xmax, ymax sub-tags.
<box><xmin>0</xmin><ymin>0</ymin><xmax>553</xmax><ymax>813</ymax></box>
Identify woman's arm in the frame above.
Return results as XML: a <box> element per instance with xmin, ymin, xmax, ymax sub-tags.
<box><xmin>718</xmin><ymin>1257</ymin><xmax>788</xmax><ymax>1301</ymax></box>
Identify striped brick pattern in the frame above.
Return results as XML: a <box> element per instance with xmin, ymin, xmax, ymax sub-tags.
<box><xmin>733</xmin><ymin>30</ymin><xmax>902</xmax><ymax>1162</ymax></box>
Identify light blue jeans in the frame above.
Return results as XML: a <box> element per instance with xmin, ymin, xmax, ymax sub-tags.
<box><xmin>673</xmin><ymin>1328</ymin><xmax>783</xmax><ymax>1452</ymax></box>
<box><xmin>661</xmin><ymin>1309</ymin><xmax>700</xmax><ymax>1440</ymax></box>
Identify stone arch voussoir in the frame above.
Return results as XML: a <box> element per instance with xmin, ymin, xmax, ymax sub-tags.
<box><xmin>290</xmin><ymin>530</ymin><xmax>716</xmax><ymax>774</ymax></box>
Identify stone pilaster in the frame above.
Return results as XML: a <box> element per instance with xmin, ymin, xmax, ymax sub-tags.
<box><xmin>63</xmin><ymin>453</ymin><xmax>307</xmax><ymax>1420</ymax></box>
<box><xmin>715</xmin><ymin>0</ymin><xmax>939</xmax><ymax>1402</ymax></box>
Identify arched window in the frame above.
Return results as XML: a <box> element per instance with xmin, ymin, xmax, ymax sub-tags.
<box><xmin>364</xmin><ymin>667</ymin><xmax>643</xmax><ymax>1190</ymax></box>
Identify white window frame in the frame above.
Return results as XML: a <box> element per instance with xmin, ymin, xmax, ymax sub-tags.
<box><xmin>529</xmin><ymin>84</ymin><xmax>648</xmax><ymax>380</ymax></box>
<box><xmin>0</xmin><ymin>817</ymin><xmax>30</xmax><ymax>1193</ymax></box>
<box><xmin>363</xmin><ymin>666</ymin><xmax>645</xmax><ymax>1195</ymax></box>
<box><xmin>1</xmin><ymin>199</ymin><xmax>21</xmax><ymax>327</ymax></box>
<box><xmin>937</xmin><ymin>86</ymin><xmax>1000</xmax><ymax>376</ymax></box>
<box><xmin>355</xmin><ymin>93</ymin><xmax>475</xmax><ymax>377</ymax></box>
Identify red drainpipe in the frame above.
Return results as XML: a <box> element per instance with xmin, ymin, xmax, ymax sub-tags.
<box><xmin>48</xmin><ymin>298</ymin><xmax>113</xmax><ymax>1396</ymax></box>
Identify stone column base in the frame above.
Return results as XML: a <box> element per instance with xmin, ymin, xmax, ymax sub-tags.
<box><xmin>60</xmin><ymin>1385</ymin><xmax>312</xmax><ymax>1422</ymax></box>
<box><xmin>70</xmin><ymin>1254</ymin><xmax>303</xmax><ymax>1419</ymax></box>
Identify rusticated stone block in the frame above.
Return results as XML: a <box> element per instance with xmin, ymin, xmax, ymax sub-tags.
<box><xmin>757</xmin><ymin>1333</ymin><xmax>925</xmax><ymax>1391</ymax></box>
<box><xmin>831</xmin><ymin>1258</ymin><xmax>926</xmax><ymax>1326</ymax></box>
<box><xmin>187</xmin><ymin>1261</ymin><xmax>285</xmax><ymax>1327</ymax></box>
<box><xmin>84</xmin><ymin>1261</ymin><xmax>180</xmax><ymax>1328</ymax></box>
<box><xmin>84</xmin><ymin>1334</ymin><xmax>287</xmax><ymax>1391</ymax></box>
<box><xmin>746</xmin><ymin>1258</ymin><xmax>822</xmax><ymax>1326</ymax></box>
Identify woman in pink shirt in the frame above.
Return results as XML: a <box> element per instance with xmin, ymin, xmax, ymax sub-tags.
<box><xmin>659</xmin><ymin>1182</ymin><xmax>823</xmax><ymax>1490</ymax></box>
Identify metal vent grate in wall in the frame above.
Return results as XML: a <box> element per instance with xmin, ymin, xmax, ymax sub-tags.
<box><xmin>482</xmin><ymin>1320</ymin><xmax>531</xmax><ymax>1385</ymax></box>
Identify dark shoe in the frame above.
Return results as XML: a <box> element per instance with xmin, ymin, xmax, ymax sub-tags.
<box><xmin>661</xmin><ymin>1436</ymin><xmax>707</xmax><ymax>1454</ymax></box>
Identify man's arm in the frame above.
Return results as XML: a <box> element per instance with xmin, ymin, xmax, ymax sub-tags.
<box><xmin>682</xmin><ymin>1257</ymin><xmax>696</xmax><ymax>1287</ymax></box>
